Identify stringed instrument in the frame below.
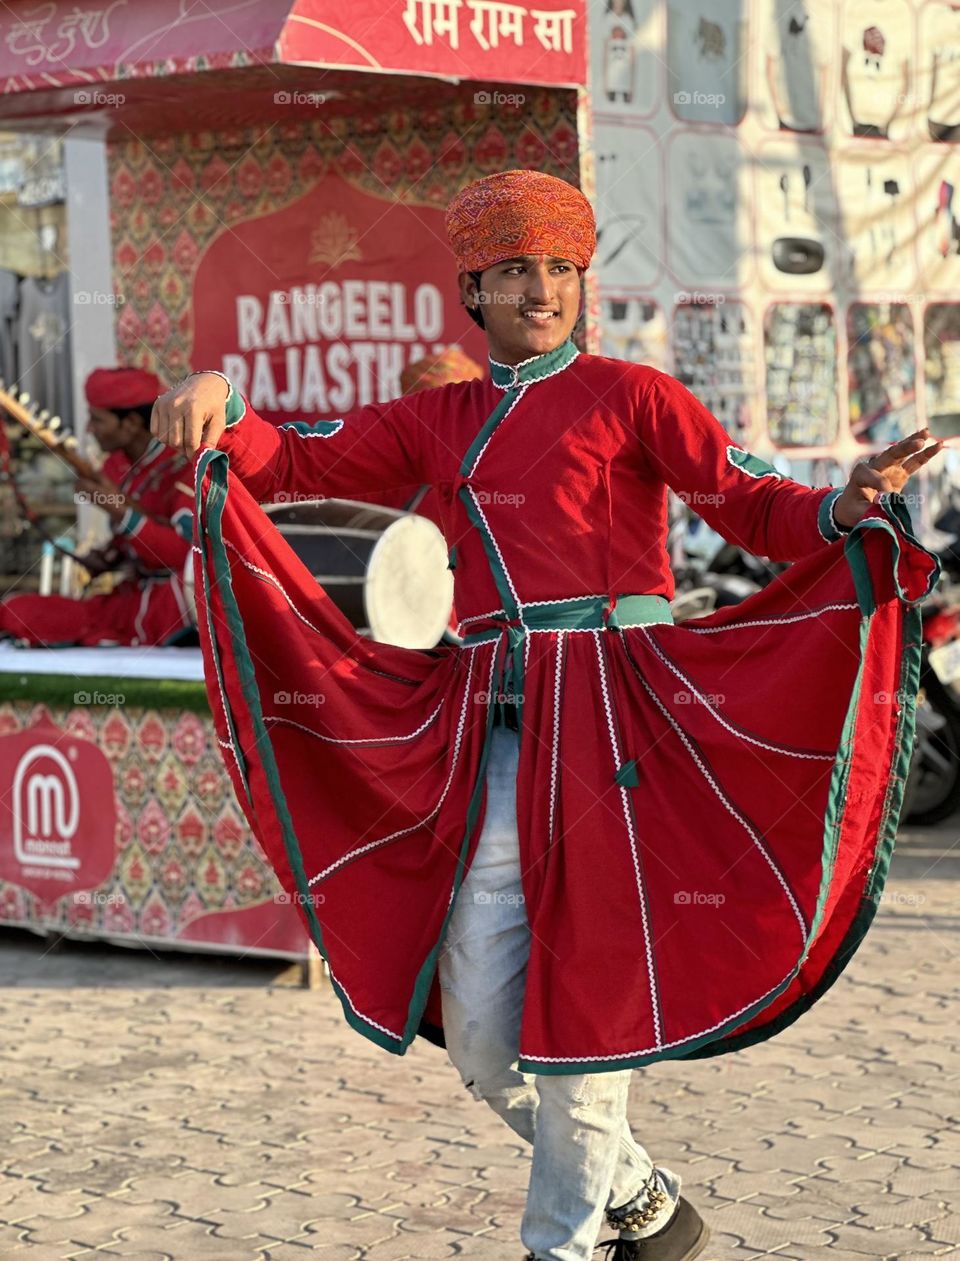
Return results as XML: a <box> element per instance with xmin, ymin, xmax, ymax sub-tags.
<box><xmin>0</xmin><ymin>380</ymin><xmax>97</xmax><ymax>478</ymax></box>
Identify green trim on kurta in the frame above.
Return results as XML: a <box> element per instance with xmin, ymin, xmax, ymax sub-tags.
<box><xmin>194</xmin><ymin>450</ymin><xmax>252</xmax><ymax>809</ymax></box>
<box><xmin>198</xmin><ymin>452</ymin><xmax>402</xmax><ymax>1051</ymax></box>
<box><xmin>278</xmin><ymin>419</ymin><xmax>345</xmax><ymax>437</ymax></box>
<box><xmin>196</xmin><ymin>447</ymin><xmax>504</xmax><ymax>1058</ymax></box>
<box><xmin>817</xmin><ymin>488</ymin><xmax>846</xmax><ymax>542</ymax></box>
<box><xmin>0</xmin><ymin>672</ymin><xmax>210</xmax><ymax>713</ymax></box>
<box><xmin>115</xmin><ymin>507</ymin><xmax>145</xmax><ymax>537</ymax></box>
<box><xmin>223</xmin><ymin>379</ymin><xmax>246</xmax><ymax>426</ymax></box>
<box><xmin>520</xmin><ymin>497</ymin><xmax>939</xmax><ymax>1074</ymax></box>
<box><xmin>615</xmin><ymin>760</ymin><xmax>640</xmax><ymax>788</ymax></box>
<box><xmin>725</xmin><ymin>446</ymin><xmax>783</xmax><ymax>480</ymax></box>
<box><xmin>488</xmin><ymin>338</ymin><xmax>579</xmax><ymax>389</ymax></box>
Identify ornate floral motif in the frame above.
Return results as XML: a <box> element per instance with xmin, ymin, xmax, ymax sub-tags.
<box><xmin>108</xmin><ymin>91</ymin><xmax>579</xmax><ymax>379</ymax></box>
<box><xmin>0</xmin><ymin>702</ymin><xmax>288</xmax><ymax>947</ymax></box>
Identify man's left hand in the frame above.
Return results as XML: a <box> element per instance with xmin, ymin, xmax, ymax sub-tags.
<box><xmin>833</xmin><ymin>429</ymin><xmax>946</xmax><ymax>530</ymax></box>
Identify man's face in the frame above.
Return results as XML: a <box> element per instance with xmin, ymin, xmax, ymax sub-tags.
<box><xmin>88</xmin><ymin>406</ymin><xmax>139</xmax><ymax>453</ymax></box>
<box><xmin>460</xmin><ymin>254</ymin><xmax>582</xmax><ymax>364</ymax></box>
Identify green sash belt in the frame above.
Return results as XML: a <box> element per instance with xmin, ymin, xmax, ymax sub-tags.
<box><xmin>460</xmin><ymin>594</ymin><xmax>673</xmax><ymax>645</ymax></box>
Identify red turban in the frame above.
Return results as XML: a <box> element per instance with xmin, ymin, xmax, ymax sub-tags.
<box><xmin>445</xmin><ymin>170</ymin><xmax>596</xmax><ymax>274</ymax></box>
<box><xmin>85</xmin><ymin>367</ymin><xmax>163</xmax><ymax>412</ymax></box>
<box><xmin>400</xmin><ymin>346</ymin><xmax>485</xmax><ymax>395</ymax></box>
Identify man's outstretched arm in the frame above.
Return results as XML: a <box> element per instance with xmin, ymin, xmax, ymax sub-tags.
<box><xmin>150</xmin><ymin>371</ymin><xmax>427</xmax><ymax>504</ymax></box>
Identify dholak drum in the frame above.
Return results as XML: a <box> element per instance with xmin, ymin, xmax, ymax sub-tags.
<box><xmin>260</xmin><ymin>499</ymin><xmax>456</xmax><ymax>650</ymax></box>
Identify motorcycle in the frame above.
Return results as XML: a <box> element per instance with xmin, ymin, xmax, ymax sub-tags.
<box><xmin>903</xmin><ymin>591</ymin><xmax>960</xmax><ymax>824</ymax></box>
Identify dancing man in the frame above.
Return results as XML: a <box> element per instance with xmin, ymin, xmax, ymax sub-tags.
<box><xmin>151</xmin><ymin>170</ymin><xmax>942</xmax><ymax>1261</ymax></box>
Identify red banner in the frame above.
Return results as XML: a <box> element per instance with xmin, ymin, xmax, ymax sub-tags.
<box><xmin>0</xmin><ymin>0</ymin><xmax>584</xmax><ymax>91</ymax></box>
<box><xmin>281</xmin><ymin>0</ymin><xmax>585</xmax><ymax>87</ymax></box>
<box><xmin>191</xmin><ymin>172</ymin><xmax>488</xmax><ymax>424</ymax></box>
<box><xmin>0</xmin><ymin>711</ymin><xmax>116</xmax><ymax>903</ymax></box>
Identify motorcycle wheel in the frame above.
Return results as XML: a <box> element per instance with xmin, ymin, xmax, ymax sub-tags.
<box><xmin>905</xmin><ymin>692</ymin><xmax>960</xmax><ymax>825</ymax></box>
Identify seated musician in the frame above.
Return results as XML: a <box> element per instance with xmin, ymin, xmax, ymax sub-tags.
<box><xmin>0</xmin><ymin>367</ymin><xmax>195</xmax><ymax>648</ymax></box>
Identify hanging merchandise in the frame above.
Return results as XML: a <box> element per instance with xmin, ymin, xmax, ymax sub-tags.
<box><xmin>17</xmin><ymin>272</ymin><xmax>72</xmax><ymax>422</ymax></box>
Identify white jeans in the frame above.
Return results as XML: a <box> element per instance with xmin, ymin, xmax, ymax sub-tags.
<box><xmin>437</xmin><ymin>725</ymin><xmax>681</xmax><ymax>1261</ymax></box>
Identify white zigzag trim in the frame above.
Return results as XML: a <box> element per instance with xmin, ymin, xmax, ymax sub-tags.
<box><xmin>469</xmin><ymin>382</ymin><xmax>528</xmax><ymax>473</ymax></box>
<box><xmin>327</xmin><ymin>965</ymin><xmax>403</xmax><ymax>1041</ymax></box>
<box><xmin>265</xmin><ymin>699</ymin><xmax>445</xmax><ymax>745</ymax></box>
<box><xmin>307</xmin><ymin>647</ymin><xmax>492</xmax><ymax>886</ymax></box>
<box><xmin>467</xmin><ymin>488</ymin><xmax>524</xmax><ymax>614</ymax></box>
<box><xmin>488</xmin><ymin>348</ymin><xmax>580</xmax><ymax>392</ymax></box>
<box><xmin>593</xmin><ymin>630</ymin><xmax>662</xmax><ymax>1049</ymax></box>
<box><xmin>278</xmin><ymin>419</ymin><xmax>344</xmax><ymax>438</ymax></box>
<box><xmin>458</xmin><ymin>608</ymin><xmax>506</xmax><ymax>628</ymax></box>
<box><xmin>521</xmin><ymin>593</ymin><xmax>609</xmax><ymax>609</ymax></box>
<box><xmin>635</xmin><ymin>667</ymin><xmax>808</xmax><ymax>939</ymax></box>
<box><xmin>680</xmin><ymin>603</ymin><xmax>859</xmax><ymax>635</ymax></box>
<box><xmin>638</xmin><ymin>628</ymin><xmax>834</xmax><ymax>762</ymax></box>
<box><xmin>724</xmin><ymin>445</ymin><xmax>783</xmax><ymax>480</ymax></box>
<box><xmin>548</xmin><ymin>631</ymin><xmax>565</xmax><ymax>846</ymax></box>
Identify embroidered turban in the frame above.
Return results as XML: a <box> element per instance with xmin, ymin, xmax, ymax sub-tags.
<box><xmin>445</xmin><ymin>170</ymin><xmax>596</xmax><ymax>274</ymax></box>
<box><xmin>85</xmin><ymin>367</ymin><xmax>163</xmax><ymax>411</ymax></box>
<box><xmin>400</xmin><ymin>346</ymin><xmax>485</xmax><ymax>395</ymax></box>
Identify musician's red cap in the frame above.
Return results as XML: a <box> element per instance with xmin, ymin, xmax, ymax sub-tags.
<box><xmin>85</xmin><ymin>367</ymin><xmax>163</xmax><ymax>412</ymax></box>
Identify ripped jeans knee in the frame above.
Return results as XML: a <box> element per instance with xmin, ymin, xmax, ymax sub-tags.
<box><xmin>451</xmin><ymin>1055</ymin><xmax>539</xmax><ymax>1145</ymax></box>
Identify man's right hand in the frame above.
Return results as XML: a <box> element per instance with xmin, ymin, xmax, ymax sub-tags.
<box><xmin>77</xmin><ymin>546</ymin><xmax>119</xmax><ymax>577</ymax></box>
<box><xmin>150</xmin><ymin>372</ymin><xmax>230</xmax><ymax>458</ymax></box>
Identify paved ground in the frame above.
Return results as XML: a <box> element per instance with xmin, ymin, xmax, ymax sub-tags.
<box><xmin>0</xmin><ymin>821</ymin><xmax>957</xmax><ymax>1261</ymax></box>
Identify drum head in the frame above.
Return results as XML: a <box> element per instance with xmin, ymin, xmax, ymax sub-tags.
<box><xmin>364</xmin><ymin>514</ymin><xmax>455</xmax><ymax>649</ymax></box>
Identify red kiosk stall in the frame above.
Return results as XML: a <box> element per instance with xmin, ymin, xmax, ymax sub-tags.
<box><xmin>0</xmin><ymin>0</ymin><xmax>588</xmax><ymax>965</ymax></box>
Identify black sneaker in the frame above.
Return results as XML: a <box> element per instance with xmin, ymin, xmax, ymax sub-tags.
<box><xmin>594</xmin><ymin>1197</ymin><xmax>710</xmax><ymax>1260</ymax></box>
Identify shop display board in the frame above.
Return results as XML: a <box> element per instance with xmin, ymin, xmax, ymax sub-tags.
<box><xmin>586</xmin><ymin>0</ymin><xmax>960</xmax><ymax>488</ymax></box>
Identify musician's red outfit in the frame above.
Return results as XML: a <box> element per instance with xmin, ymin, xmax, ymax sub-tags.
<box><xmin>188</xmin><ymin>173</ymin><xmax>939</xmax><ymax>1261</ymax></box>
<box><xmin>0</xmin><ymin>370</ymin><xmax>194</xmax><ymax>648</ymax></box>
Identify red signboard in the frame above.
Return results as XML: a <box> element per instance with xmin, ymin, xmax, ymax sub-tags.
<box><xmin>0</xmin><ymin>710</ymin><xmax>116</xmax><ymax>903</ymax></box>
<box><xmin>191</xmin><ymin>172</ymin><xmax>488</xmax><ymax>423</ymax></box>
<box><xmin>0</xmin><ymin>0</ymin><xmax>584</xmax><ymax>91</ymax></box>
<box><xmin>280</xmin><ymin>0</ymin><xmax>585</xmax><ymax>86</ymax></box>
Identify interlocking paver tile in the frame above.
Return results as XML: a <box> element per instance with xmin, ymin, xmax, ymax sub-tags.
<box><xmin>0</xmin><ymin>820</ymin><xmax>957</xmax><ymax>1257</ymax></box>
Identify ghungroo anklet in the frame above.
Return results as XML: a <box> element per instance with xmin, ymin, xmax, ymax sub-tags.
<box><xmin>605</xmin><ymin>1167</ymin><xmax>669</xmax><ymax>1232</ymax></box>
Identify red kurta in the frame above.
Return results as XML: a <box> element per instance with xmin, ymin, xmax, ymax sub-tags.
<box><xmin>192</xmin><ymin>339</ymin><xmax>938</xmax><ymax>1073</ymax></box>
<box><xmin>0</xmin><ymin>438</ymin><xmax>194</xmax><ymax>647</ymax></box>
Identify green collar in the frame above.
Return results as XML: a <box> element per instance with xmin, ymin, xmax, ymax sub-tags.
<box><xmin>488</xmin><ymin>337</ymin><xmax>579</xmax><ymax>390</ymax></box>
